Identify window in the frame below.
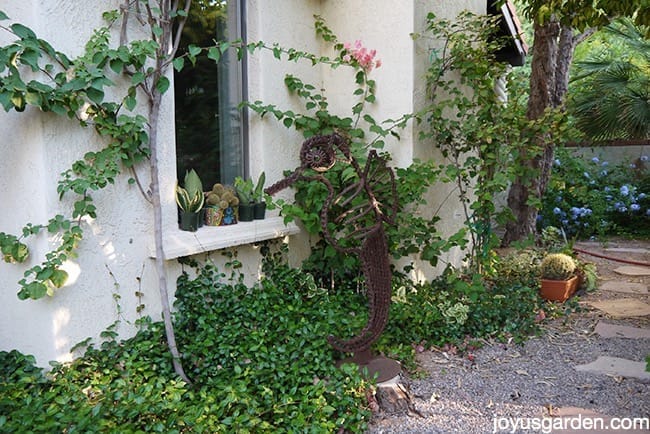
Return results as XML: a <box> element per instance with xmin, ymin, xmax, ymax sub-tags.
<box><xmin>174</xmin><ymin>0</ymin><xmax>248</xmax><ymax>187</ymax></box>
<box><xmin>160</xmin><ymin>1</ymin><xmax>300</xmax><ymax>258</ymax></box>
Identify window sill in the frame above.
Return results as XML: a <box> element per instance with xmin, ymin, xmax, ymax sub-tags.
<box><xmin>155</xmin><ymin>216</ymin><xmax>300</xmax><ymax>260</ymax></box>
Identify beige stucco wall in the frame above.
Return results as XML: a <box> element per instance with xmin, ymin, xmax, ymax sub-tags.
<box><xmin>0</xmin><ymin>0</ymin><xmax>484</xmax><ymax>366</ymax></box>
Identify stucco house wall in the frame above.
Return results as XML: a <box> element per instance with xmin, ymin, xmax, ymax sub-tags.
<box><xmin>0</xmin><ymin>0</ymin><xmax>485</xmax><ymax>366</ymax></box>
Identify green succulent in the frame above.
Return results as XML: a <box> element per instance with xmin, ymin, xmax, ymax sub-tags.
<box><xmin>175</xmin><ymin>184</ymin><xmax>204</xmax><ymax>213</ymax></box>
<box><xmin>234</xmin><ymin>172</ymin><xmax>266</xmax><ymax>204</ymax></box>
<box><xmin>183</xmin><ymin>169</ymin><xmax>203</xmax><ymax>198</ymax></box>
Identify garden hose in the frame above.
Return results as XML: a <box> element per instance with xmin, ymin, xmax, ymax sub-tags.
<box><xmin>573</xmin><ymin>247</ymin><xmax>650</xmax><ymax>267</ymax></box>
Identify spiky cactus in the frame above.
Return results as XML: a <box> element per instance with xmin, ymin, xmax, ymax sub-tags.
<box><xmin>205</xmin><ymin>184</ymin><xmax>239</xmax><ymax>209</ymax></box>
<box><xmin>540</xmin><ymin>253</ymin><xmax>576</xmax><ymax>280</ymax></box>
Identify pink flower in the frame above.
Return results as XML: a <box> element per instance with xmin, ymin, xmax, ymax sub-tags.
<box><xmin>342</xmin><ymin>40</ymin><xmax>381</xmax><ymax>72</ymax></box>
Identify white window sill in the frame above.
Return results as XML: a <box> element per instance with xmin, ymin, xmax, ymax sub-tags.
<box><xmin>154</xmin><ymin>216</ymin><xmax>300</xmax><ymax>260</ymax></box>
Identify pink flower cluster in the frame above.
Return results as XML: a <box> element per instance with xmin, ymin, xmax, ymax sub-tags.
<box><xmin>342</xmin><ymin>40</ymin><xmax>381</xmax><ymax>72</ymax></box>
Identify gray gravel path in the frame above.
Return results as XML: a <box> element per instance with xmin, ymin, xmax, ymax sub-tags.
<box><xmin>366</xmin><ymin>316</ymin><xmax>650</xmax><ymax>434</ymax></box>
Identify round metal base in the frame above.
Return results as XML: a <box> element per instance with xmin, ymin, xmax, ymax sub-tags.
<box><xmin>337</xmin><ymin>354</ymin><xmax>401</xmax><ymax>383</ymax></box>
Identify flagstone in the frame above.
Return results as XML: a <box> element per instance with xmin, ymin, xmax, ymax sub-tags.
<box><xmin>599</xmin><ymin>280</ymin><xmax>648</xmax><ymax>295</ymax></box>
<box><xmin>574</xmin><ymin>356</ymin><xmax>650</xmax><ymax>381</ymax></box>
<box><xmin>594</xmin><ymin>321</ymin><xmax>650</xmax><ymax>339</ymax></box>
<box><xmin>587</xmin><ymin>299</ymin><xmax>650</xmax><ymax>318</ymax></box>
<box><xmin>613</xmin><ymin>265</ymin><xmax>650</xmax><ymax>276</ymax></box>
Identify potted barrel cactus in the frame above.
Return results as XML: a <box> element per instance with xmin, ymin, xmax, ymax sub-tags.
<box><xmin>539</xmin><ymin>253</ymin><xmax>580</xmax><ymax>302</ymax></box>
<box><xmin>205</xmin><ymin>183</ymin><xmax>239</xmax><ymax>226</ymax></box>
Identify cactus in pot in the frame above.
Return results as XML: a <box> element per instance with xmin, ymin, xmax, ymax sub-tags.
<box><xmin>234</xmin><ymin>172</ymin><xmax>267</xmax><ymax>221</ymax></box>
<box><xmin>539</xmin><ymin>252</ymin><xmax>579</xmax><ymax>302</ymax></box>
<box><xmin>205</xmin><ymin>183</ymin><xmax>239</xmax><ymax>225</ymax></box>
<box><xmin>540</xmin><ymin>253</ymin><xmax>576</xmax><ymax>280</ymax></box>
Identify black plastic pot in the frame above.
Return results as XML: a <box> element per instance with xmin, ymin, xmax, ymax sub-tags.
<box><xmin>179</xmin><ymin>211</ymin><xmax>200</xmax><ymax>232</ymax></box>
<box><xmin>238</xmin><ymin>203</ymin><xmax>255</xmax><ymax>222</ymax></box>
<box><xmin>253</xmin><ymin>202</ymin><xmax>266</xmax><ymax>220</ymax></box>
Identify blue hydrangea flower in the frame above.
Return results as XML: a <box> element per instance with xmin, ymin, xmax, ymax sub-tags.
<box><xmin>620</xmin><ymin>185</ymin><xmax>630</xmax><ymax>196</ymax></box>
<box><xmin>591</xmin><ymin>157</ymin><xmax>599</xmax><ymax>163</ymax></box>
<box><xmin>631</xmin><ymin>204</ymin><xmax>640</xmax><ymax>211</ymax></box>
<box><xmin>641</xmin><ymin>155</ymin><xmax>648</xmax><ymax>162</ymax></box>
<box><xmin>553</xmin><ymin>207</ymin><xmax>562</xmax><ymax>215</ymax></box>
<box><xmin>639</xmin><ymin>193</ymin><xmax>647</xmax><ymax>200</ymax></box>
<box><xmin>554</xmin><ymin>159</ymin><xmax>561</xmax><ymax>166</ymax></box>
<box><xmin>601</xmin><ymin>161</ymin><xmax>609</xmax><ymax>167</ymax></box>
<box><xmin>600</xmin><ymin>170</ymin><xmax>608</xmax><ymax>176</ymax></box>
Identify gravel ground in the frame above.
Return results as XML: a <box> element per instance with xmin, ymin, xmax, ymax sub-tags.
<box><xmin>368</xmin><ymin>319</ymin><xmax>649</xmax><ymax>433</ymax></box>
<box><xmin>366</xmin><ymin>240</ymin><xmax>650</xmax><ymax>434</ymax></box>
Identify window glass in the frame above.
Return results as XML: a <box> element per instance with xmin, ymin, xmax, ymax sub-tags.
<box><xmin>175</xmin><ymin>0</ymin><xmax>246</xmax><ymax>188</ymax></box>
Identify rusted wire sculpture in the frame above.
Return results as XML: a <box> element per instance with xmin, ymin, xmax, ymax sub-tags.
<box><xmin>265</xmin><ymin>133</ymin><xmax>401</xmax><ymax>381</ymax></box>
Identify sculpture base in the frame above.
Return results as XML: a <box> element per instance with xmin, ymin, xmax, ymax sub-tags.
<box><xmin>336</xmin><ymin>350</ymin><xmax>401</xmax><ymax>383</ymax></box>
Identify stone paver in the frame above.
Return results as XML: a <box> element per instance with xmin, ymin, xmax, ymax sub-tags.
<box><xmin>574</xmin><ymin>356</ymin><xmax>650</xmax><ymax>382</ymax></box>
<box><xmin>594</xmin><ymin>321</ymin><xmax>650</xmax><ymax>339</ymax></box>
<box><xmin>599</xmin><ymin>280</ymin><xmax>648</xmax><ymax>295</ymax></box>
<box><xmin>613</xmin><ymin>265</ymin><xmax>650</xmax><ymax>276</ymax></box>
<box><xmin>587</xmin><ymin>299</ymin><xmax>650</xmax><ymax>318</ymax></box>
<box><xmin>551</xmin><ymin>407</ymin><xmax>650</xmax><ymax>433</ymax></box>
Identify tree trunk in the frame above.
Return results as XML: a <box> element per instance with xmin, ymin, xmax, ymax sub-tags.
<box><xmin>502</xmin><ymin>18</ymin><xmax>561</xmax><ymax>246</ymax></box>
<box><xmin>149</xmin><ymin>90</ymin><xmax>191</xmax><ymax>384</ymax></box>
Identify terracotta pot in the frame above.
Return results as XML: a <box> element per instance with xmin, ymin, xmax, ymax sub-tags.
<box><xmin>540</xmin><ymin>275</ymin><xmax>579</xmax><ymax>302</ymax></box>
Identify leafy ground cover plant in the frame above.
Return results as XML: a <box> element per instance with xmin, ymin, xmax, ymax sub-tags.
<box><xmin>378</xmin><ymin>268</ymin><xmax>543</xmax><ymax>369</ymax></box>
<box><xmin>0</xmin><ymin>260</ymin><xmax>372</xmax><ymax>433</ymax></box>
<box><xmin>539</xmin><ymin>149</ymin><xmax>650</xmax><ymax>238</ymax></box>
<box><xmin>0</xmin><ymin>245</ymin><xmax>551</xmax><ymax>432</ymax></box>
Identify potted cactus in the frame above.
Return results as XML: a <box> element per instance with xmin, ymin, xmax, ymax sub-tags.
<box><xmin>176</xmin><ymin>169</ymin><xmax>204</xmax><ymax>232</ymax></box>
<box><xmin>205</xmin><ymin>183</ymin><xmax>239</xmax><ymax>226</ymax></box>
<box><xmin>234</xmin><ymin>172</ymin><xmax>266</xmax><ymax>221</ymax></box>
<box><xmin>539</xmin><ymin>253</ymin><xmax>580</xmax><ymax>302</ymax></box>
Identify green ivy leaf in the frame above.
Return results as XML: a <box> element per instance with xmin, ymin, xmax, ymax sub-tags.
<box><xmin>10</xmin><ymin>23</ymin><xmax>37</xmax><ymax>39</ymax></box>
<box><xmin>25</xmin><ymin>282</ymin><xmax>48</xmax><ymax>300</ymax></box>
<box><xmin>155</xmin><ymin>76</ymin><xmax>170</xmax><ymax>94</ymax></box>
<box><xmin>172</xmin><ymin>57</ymin><xmax>184</xmax><ymax>71</ymax></box>
<box><xmin>49</xmin><ymin>269</ymin><xmax>68</xmax><ymax>288</ymax></box>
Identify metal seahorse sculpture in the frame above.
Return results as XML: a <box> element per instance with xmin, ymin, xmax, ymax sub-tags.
<box><xmin>265</xmin><ymin>133</ymin><xmax>401</xmax><ymax>381</ymax></box>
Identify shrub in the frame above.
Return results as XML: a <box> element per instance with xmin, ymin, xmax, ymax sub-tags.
<box><xmin>540</xmin><ymin>149</ymin><xmax>650</xmax><ymax>238</ymax></box>
<box><xmin>378</xmin><ymin>268</ymin><xmax>542</xmax><ymax>366</ymax></box>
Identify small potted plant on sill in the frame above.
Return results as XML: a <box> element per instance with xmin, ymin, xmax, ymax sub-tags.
<box><xmin>539</xmin><ymin>252</ymin><xmax>580</xmax><ymax>302</ymax></box>
<box><xmin>205</xmin><ymin>183</ymin><xmax>239</xmax><ymax>226</ymax></box>
<box><xmin>234</xmin><ymin>172</ymin><xmax>266</xmax><ymax>221</ymax></box>
<box><xmin>176</xmin><ymin>169</ymin><xmax>204</xmax><ymax>232</ymax></box>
